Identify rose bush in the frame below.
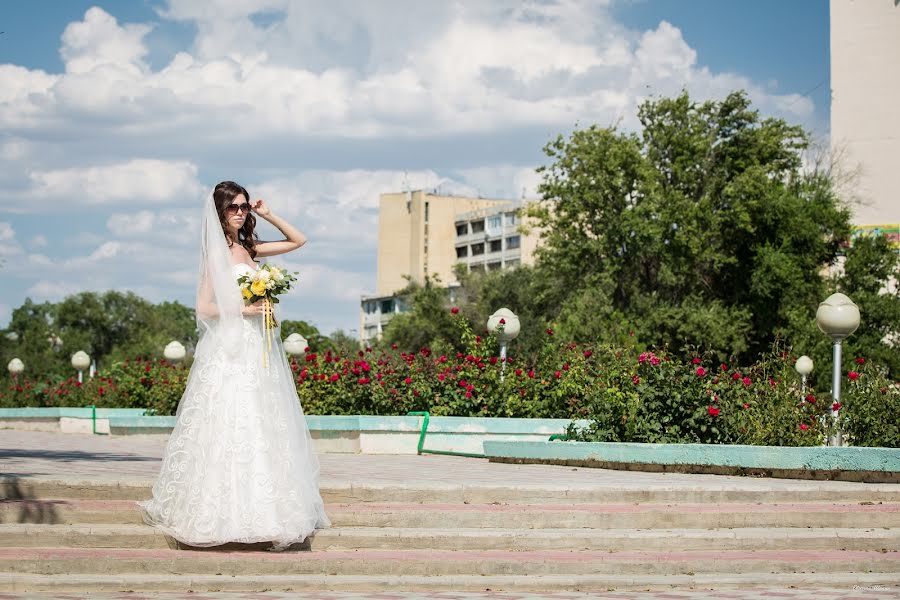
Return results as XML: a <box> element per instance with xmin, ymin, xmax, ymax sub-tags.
<box><xmin>1</xmin><ymin>312</ymin><xmax>895</xmax><ymax>448</ymax></box>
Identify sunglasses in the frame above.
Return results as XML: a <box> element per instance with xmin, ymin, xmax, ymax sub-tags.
<box><xmin>225</xmin><ymin>202</ymin><xmax>252</xmax><ymax>215</ymax></box>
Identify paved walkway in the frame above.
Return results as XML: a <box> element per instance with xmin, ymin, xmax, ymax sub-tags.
<box><xmin>0</xmin><ymin>588</ymin><xmax>898</xmax><ymax>599</ymax></box>
<box><xmin>2</xmin><ymin>430</ymin><xmax>898</xmax><ymax>494</ymax></box>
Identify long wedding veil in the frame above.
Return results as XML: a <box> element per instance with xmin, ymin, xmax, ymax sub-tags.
<box><xmin>196</xmin><ymin>193</ymin><xmax>243</xmax><ymax>354</ymax></box>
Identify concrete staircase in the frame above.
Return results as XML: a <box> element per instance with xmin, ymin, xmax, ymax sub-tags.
<box><xmin>1</xmin><ymin>478</ymin><xmax>898</xmax><ymax>592</ymax></box>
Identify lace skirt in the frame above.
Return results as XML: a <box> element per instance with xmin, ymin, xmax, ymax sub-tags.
<box><xmin>138</xmin><ymin>317</ymin><xmax>330</xmax><ymax>550</ymax></box>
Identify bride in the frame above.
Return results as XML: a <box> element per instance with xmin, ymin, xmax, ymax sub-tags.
<box><xmin>139</xmin><ymin>181</ymin><xmax>330</xmax><ymax>551</ymax></box>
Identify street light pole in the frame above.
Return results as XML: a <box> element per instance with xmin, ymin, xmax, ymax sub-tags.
<box><xmin>487</xmin><ymin>308</ymin><xmax>520</xmax><ymax>382</ymax></box>
<box><xmin>794</xmin><ymin>355</ymin><xmax>813</xmax><ymax>396</ymax></box>
<box><xmin>815</xmin><ymin>293</ymin><xmax>860</xmax><ymax>447</ymax></box>
<box><xmin>72</xmin><ymin>351</ymin><xmax>91</xmax><ymax>384</ymax></box>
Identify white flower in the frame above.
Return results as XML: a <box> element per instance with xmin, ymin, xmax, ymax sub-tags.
<box><xmin>257</xmin><ymin>269</ymin><xmax>270</xmax><ymax>282</ymax></box>
<box><xmin>266</xmin><ymin>279</ymin><xmax>276</xmax><ymax>290</ymax></box>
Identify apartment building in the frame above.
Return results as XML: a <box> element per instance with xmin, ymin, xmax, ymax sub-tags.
<box><xmin>360</xmin><ymin>190</ymin><xmax>539</xmax><ymax>344</ymax></box>
<box><xmin>830</xmin><ymin>0</ymin><xmax>900</xmax><ymax>235</ymax></box>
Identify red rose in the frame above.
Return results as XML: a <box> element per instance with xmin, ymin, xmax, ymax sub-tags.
<box><xmin>707</xmin><ymin>406</ymin><xmax>720</xmax><ymax>417</ymax></box>
<box><xmin>438</xmin><ymin>374</ymin><xmax>446</xmax><ymax>381</ymax></box>
<box><xmin>742</xmin><ymin>376</ymin><xmax>751</xmax><ymax>387</ymax></box>
<box><xmin>720</xmin><ymin>363</ymin><xmax>728</xmax><ymax>372</ymax></box>
<box><xmin>499</xmin><ymin>318</ymin><xmax>506</xmax><ymax>324</ymax></box>
<box><xmin>848</xmin><ymin>371</ymin><xmax>860</xmax><ymax>381</ymax></box>
<box><xmin>554</xmin><ymin>371</ymin><xmax>561</xmax><ymax>379</ymax></box>
<box><xmin>832</xmin><ymin>402</ymin><xmax>842</xmax><ymax>412</ymax></box>
<box><xmin>330</xmin><ymin>373</ymin><xmax>340</xmax><ymax>382</ymax></box>
<box><xmin>695</xmin><ymin>367</ymin><xmax>706</xmax><ymax>377</ymax></box>
<box><xmin>527</xmin><ymin>370</ymin><xmax>536</xmax><ymax>379</ymax></box>
<box><xmin>732</xmin><ymin>372</ymin><xmax>741</xmax><ymax>381</ymax></box>
<box><xmin>145</xmin><ymin>365</ymin><xmax>151</xmax><ymax>373</ymax></box>
<box><xmin>583</xmin><ymin>350</ymin><xmax>592</xmax><ymax>358</ymax></box>
<box><xmin>805</xmin><ymin>394</ymin><xmax>816</xmax><ymax>404</ymax></box>
<box><xmin>692</xmin><ymin>357</ymin><xmax>701</xmax><ymax>365</ymax></box>
<box><xmin>742</xmin><ymin>403</ymin><xmax>750</xmax><ymax>409</ymax></box>
<box><xmin>632</xmin><ymin>375</ymin><xmax>640</xmax><ymax>385</ymax></box>
<box><xmin>450</xmin><ymin>307</ymin><xmax>459</xmax><ymax>315</ymax></box>
<box><xmin>855</xmin><ymin>357</ymin><xmax>865</xmax><ymax>365</ymax></box>
<box><xmin>465</xmin><ymin>391</ymin><xmax>472</xmax><ymax>398</ymax></box>
<box><xmin>404</xmin><ymin>377</ymin><xmax>412</xmax><ymax>384</ymax></box>
<box><xmin>546</xmin><ymin>328</ymin><xmax>554</xmax><ymax>336</ymax></box>
<box><xmin>358</xmin><ymin>377</ymin><xmax>370</xmax><ymax>385</ymax></box>
<box><xmin>799</xmin><ymin>423</ymin><xmax>809</xmax><ymax>431</ymax></box>
<box><xmin>391</xmin><ymin>343</ymin><xmax>398</xmax><ymax>350</ymax></box>
<box><xmin>489</xmin><ymin>356</ymin><xmax>498</xmax><ymax>365</ymax></box>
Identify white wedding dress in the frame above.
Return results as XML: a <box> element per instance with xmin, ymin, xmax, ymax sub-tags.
<box><xmin>138</xmin><ymin>263</ymin><xmax>330</xmax><ymax>550</ymax></box>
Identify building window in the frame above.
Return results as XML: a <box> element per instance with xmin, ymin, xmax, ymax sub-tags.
<box><xmin>505</xmin><ymin>212</ymin><xmax>517</xmax><ymax>227</ymax></box>
<box><xmin>456</xmin><ymin>246</ymin><xmax>468</xmax><ymax>258</ymax></box>
<box><xmin>506</xmin><ymin>235</ymin><xmax>521</xmax><ymax>250</ymax></box>
<box><xmin>489</xmin><ymin>239</ymin><xmax>502</xmax><ymax>253</ymax></box>
<box><xmin>364</xmin><ymin>302</ymin><xmax>376</xmax><ymax>314</ymax></box>
<box><xmin>456</xmin><ymin>223</ymin><xmax>468</xmax><ymax>236</ymax></box>
<box><xmin>380</xmin><ymin>299</ymin><xmax>394</xmax><ymax>314</ymax></box>
<box><xmin>471</xmin><ymin>220</ymin><xmax>485</xmax><ymax>233</ymax></box>
<box><xmin>487</xmin><ymin>215</ymin><xmax>502</xmax><ymax>233</ymax></box>
<box><xmin>425</xmin><ymin>201</ymin><xmax>429</xmax><ymax>223</ymax></box>
<box><xmin>471</xmin><ymin>242</ymin><xmax>484</xmax><ymax>256</ymax></box>
<box><xmin>487</xmin><ymin>261</ymin><xmax>502</xmax><ymax>271</ymax></box>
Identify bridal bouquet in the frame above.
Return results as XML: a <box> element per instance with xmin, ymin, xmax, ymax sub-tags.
<box><xmin>237</xmin><ymin>264</ymin><xmax>298</xmax><ymax>368</ymax></box>
<box><xmin>237</xmin><ymin>264</ymin><xmax>297</xmax><ymax>305</ymax></box>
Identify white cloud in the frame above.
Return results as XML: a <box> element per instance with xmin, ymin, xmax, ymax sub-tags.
<box><xmin>26</xmin><ymin>280</ymin><xmax>82</xmax><ymax>301</ymax></box>
<box><xmin>61</xmin><ymin>6</ymin><xmax>152</xmax><ymax>75</ymax></box>
<box><xmin>28</xmin><ymin>235</ymin><xmax>48</xmax><ymax>249</ymax></box>
<box><xmin>0</xmin><ymin>223</ymin><xmax>15</xmax><ymax>242</ymax></box>
<box><xmin>24</xmin><ymin>159</ymin><xmax>202</xmax><ymax>207</ymax></box>
<box><xmin>0</xmin><ymin>4</ymin><xmax>817</xmax><ymax>146</ymax></box>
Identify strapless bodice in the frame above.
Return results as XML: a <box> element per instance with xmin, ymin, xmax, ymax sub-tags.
<box><xmin>233</xmin><ymin>263</ymin><xmax>257</xmax><ymax>277</ymax></box>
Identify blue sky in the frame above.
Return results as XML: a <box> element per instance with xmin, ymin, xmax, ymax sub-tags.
<box><xmin>0</xmin><ymin>0</ymin><xmax>830</xmax><ymax>336</ymax></box>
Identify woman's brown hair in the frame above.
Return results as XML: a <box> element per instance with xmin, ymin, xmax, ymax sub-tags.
<box><xmin>213</xmin><ymin>180</ymin><xmax>259</xmax><ymax>260</ymax></box>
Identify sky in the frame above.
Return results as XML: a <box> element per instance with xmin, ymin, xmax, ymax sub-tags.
<box><xmin>0</xmin><ymin>0</ymin><xmax>831</xmax><ymax>337</ymax></box>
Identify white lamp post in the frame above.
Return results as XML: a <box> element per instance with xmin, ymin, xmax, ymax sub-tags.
<box><xmin>7</xmin><ymin>358</ymin><xmax>24</xmax><ymax>381</ymax></box>
<box><xmin>283</xmin><ymin>333</ymin><xmax>308</xmax><ymax>357</ymax></box>
<box><xmin>71</xmin><ymin>351</ymin><xmax>91</xmax><ymax>384</ymax></box>
<box><xmin>815</xmin><ymin>293</ymin><xmax>860</xmax><ymax>447</ymax></box>
<box><xmin>163</xmin><ymin>341</ymin><xmax>187</xmax><ymax>364</ymax></box>
<box><xmin>794</xmin><ymin>355</ymin><xmax>813</xmax><ymax>396</ymax></box>
<box><xmin>486</xmin><ymin>308</ymin><xmax>520</xmax><ymax>381</ymax></box>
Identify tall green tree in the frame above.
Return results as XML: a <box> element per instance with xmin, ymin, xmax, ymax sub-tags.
<box><xmin>528</xmin><ymin>91</ymin><xmax>852</xmax><ymax>361</ymax></box>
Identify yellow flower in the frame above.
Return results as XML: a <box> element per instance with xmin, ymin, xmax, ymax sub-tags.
<box><xmin>241</xmin><ymin>287</ymin><xmax>253</xmax><ymax>300</ymax></box>
<box><xmin>250</xmin><ymin>279</ymin><xmax>268</xmax><ymax>296</ymax></box>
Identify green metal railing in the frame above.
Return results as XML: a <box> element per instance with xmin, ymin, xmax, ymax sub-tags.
<box><xmin>406</xmin><ymin>411</ymin><xmax>486</xmax><ymax>459</ymax></box>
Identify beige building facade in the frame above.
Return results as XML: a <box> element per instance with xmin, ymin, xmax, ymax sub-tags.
<box><xmin>830</xmin><ymin>0</ymin><xmax>900</xmax><ymax>237</ymax></box>
<box><xmin>360</xmin><ymin>190</ymin><xmax>540</xmax><ymax>344</ymax></box>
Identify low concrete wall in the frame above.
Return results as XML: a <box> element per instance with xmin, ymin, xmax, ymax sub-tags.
<box><xmin>0</xmin><ymin>408</ymin><xmax>148</xmax><ymax>435</ymax></box>
<box><xmin>0</xmin><ymin>408</ymin><xmax>579</xmax><ymax>455</ymax></box>
<box><xmin>483</xmin><ymin>440</ymin><xmax>900</xmax><ymax>483</ymax></box>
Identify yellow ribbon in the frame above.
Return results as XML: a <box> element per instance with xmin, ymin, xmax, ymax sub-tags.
<box><xmin>262</xmin><ymin>296</ymin><xmax>274</xmax><ymax>369</ymax></box>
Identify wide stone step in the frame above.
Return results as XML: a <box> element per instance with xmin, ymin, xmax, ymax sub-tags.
<box><xmin>2</xmin><ymin>523</ymin><xmax>897</xmax><ymax>552</ymax></box>
<box><xmin>2</xmin><ymin>547</ymin><xmax>897</xmax><ymax>577</ymax></box>
<box><xmin>5</xmin><ymin>477</ymin><xmax>900</xmax><ymax>504</ymax></box>
<box><xmin>2</xmin><ymin>571</ymin><xmax>899</xmax><ymax>593</ymax></box>
<box><xmin>4</xmin><ymin>499</ymin><xmax>898</xmax><ymax>529</ymax></box>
